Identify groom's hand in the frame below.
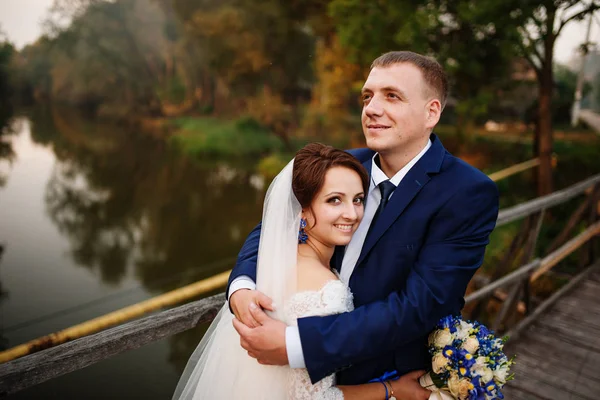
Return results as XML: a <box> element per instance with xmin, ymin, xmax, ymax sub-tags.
<box><xmin>230</xmin><ymin>289</ymin><xmax>275</xmax><ymax>328</ymax></box>
<box><xmin>232</xmin><ymin>302</ymin><xmax>288</xmax><ymax>366</ymax></box>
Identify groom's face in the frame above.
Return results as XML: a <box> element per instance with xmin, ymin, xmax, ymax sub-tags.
<box><xmin>361</xmin><ymin>62</ymin><xmax>439</xmax><ymax>156</ymax></box>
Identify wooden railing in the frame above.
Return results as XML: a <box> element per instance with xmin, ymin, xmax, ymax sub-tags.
<box><xmin>466</xmin><ymin>173</ymin><xmax>600</xmax><ymax>335</ymax></box>
<box><xmin>1</xmin><ymin>173</ymin><xmax>600</xmax><ymax>397</ymax></box>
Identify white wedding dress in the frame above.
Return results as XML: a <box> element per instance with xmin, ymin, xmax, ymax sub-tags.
<box><xmin>284</xmin><ymin>280</ymin><xmax>353</xmax><ymax>400</ymax></box>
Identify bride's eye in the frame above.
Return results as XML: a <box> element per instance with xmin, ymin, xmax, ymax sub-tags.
<box><xmin>327</xmin><ymin>197</ymin><xmax>341</xmax><ymax>204</ymax></box>
<box><xmin>353</xmin><ymin>196</ymin><xmax>365</xmax><ymax>205</ymax></box>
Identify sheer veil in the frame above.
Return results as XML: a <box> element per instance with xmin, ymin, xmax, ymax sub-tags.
<box><xmin>172</xmin><ymin>159</ymin><xmax>301</xmax><ymax>400</ymax></box>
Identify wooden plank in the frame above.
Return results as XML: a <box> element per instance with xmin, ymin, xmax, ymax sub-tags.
<box><xmin>502</xmin><ymin>363</ymin><xmax>596</xmax><ymax>400</ymax></box>
<box><xmin>465</xmin><ymin>260</ymin><xmax>540</xmax><ymax>304</ymax></box>
<box><xmin>503</xmin><ymin>264</ymin><xmax>600</xmax><ymax>399</ymax></box>
<box><xmin>507</xmin><ymin>262</ymin><xmax>600</xmax><ymax>340</ymax></box>
<box><xmin>0</xmin><ymin>294</ymin><xmax>225</xmax><ymax>396</ymax></box>
<box><xmin>497</xmin><ymin>173</ymin><xmax>600</xmax><ymax>226</ymax></box>
<box><xmin>547</xmin><ymin>194</ymin><xmax>592</xmax><ymax>253</ymax></box>
<box><xmin>502</xmin><ymin>384</ymin><xmax>547</xmax><ymax>400</ymax></box>
<box><xmin>488</xmin><ymin>158</ymin><xmax>540</xmax><ymax>182</ymax></box>
<box><xmin>533</xmin><ymin>318</ymin><xmax>600</xmax><ymax>352</ymax></box>
<box><xmin>509</xmin><ymin>355</ymin><xmax>600</xmax><ymax>399</ymax></box>
<box><xmin>507</xmin><ymin>334</ymin><xmax>600</xmax><ymax>382</ymax></box>
<box><xmin>532</xmin><ymin>220</ymin><xmax>600</xmax><ymax>281</ymax></box>
<box><xmin>555</xmin><ymin>297</ymin><xmax>600</xmax><ymax>317</ymax></box>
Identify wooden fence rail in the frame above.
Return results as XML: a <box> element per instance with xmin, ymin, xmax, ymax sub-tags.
<box><xmin>0</xmin><ymin>295</ymin><xmax>225</xmax><ymax>397</ymax></box>
<box><xmin>1</xmin><ymin>172</ymin><xmax>600</xmax><ymax>396</ymax></box>
<box><xmin>495</xmin><ymin>173</ymin><xmax>600</xmax><ymax>226</ymax></box>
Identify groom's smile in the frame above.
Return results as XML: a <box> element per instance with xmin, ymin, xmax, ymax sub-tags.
<box><xmin>366</xmin><ymin>123</ymin><xmax>391</xmax><ymax>133</ymax></box>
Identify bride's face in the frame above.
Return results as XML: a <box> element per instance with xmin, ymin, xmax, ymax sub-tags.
<box><xmin>303</xmin><ymin>166</ymin><xmax>365</xmax><ymax>247</ymax></box>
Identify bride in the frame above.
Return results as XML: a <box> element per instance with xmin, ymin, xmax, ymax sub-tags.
<box><xmin>173</xmin><ymin>143</ymin><xmax>411</xmax><ymax>399</ymax></box>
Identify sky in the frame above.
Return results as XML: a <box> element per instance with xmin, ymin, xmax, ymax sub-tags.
<box><xmin>0</xmin><ymin>0</ymin><xmax>598</xmax><ymax>66</ymax></box>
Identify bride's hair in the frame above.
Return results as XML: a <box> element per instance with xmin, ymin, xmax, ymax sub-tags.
<box><xmin>292</xmin><ymin>143</ymin><xmax>369</xmax><ymax>210</ymax></box>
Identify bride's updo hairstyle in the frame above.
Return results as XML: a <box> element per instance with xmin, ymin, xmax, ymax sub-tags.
<box><xmin>292</xmin><ymin>143</ymin><xmax>369</xmax><ymax>213</ymax></box>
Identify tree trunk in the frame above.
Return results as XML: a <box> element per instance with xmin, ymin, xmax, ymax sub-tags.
<box><xmin>536</xmin><ymin>67</ymin><xmax>553</xmax><ymax>196</ymax></box>
<box><xmin>535</xmin><ymin>22</ymin><xmax>556</xmax><ymax>196</ymax></box>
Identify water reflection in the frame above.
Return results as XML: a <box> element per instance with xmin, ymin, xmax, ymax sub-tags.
<box><xmin>29</xmin><ymin>107</ymin><xmax>266</xmax><ymax>291</ymax></box>
<box><xmin>0</xmin><ymin>105</ymin><xmax>16</xmax><ymax>187</ymax></box>
<box><xmin>0</xmin><ymin>105</ymin><xmax>15</xmax><ymax>351</ymax></box>
<box><xmin>3</xmin><ymin>106</ymin><xmax>272</xmax><ymax>396</ymax></box>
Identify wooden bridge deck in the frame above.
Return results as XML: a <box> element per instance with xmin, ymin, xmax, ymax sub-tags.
<box><xmin>502</xmin><ymin>263</ymin><xmax>600</xmax><ymax>399</ymax></box>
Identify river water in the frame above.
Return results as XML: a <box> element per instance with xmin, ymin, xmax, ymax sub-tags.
<box><xmin>0</xmin><ymin>107</ymin><xmax>267</xmax><ymax>399</ymax></box>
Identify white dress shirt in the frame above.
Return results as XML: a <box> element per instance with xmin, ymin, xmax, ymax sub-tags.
<box><xmin>228</xmin><ymin>139</ymin><xmax>432</xmax><ymax>368</ymax></box>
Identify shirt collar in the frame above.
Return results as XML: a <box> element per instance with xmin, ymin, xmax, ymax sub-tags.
<box><xmin>370</xmin><ymin>139</ymin><xmax>432</xmax><ymax>187</ymax></box>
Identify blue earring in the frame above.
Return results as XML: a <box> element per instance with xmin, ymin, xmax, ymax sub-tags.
<box><xmin>298</xmin><ymin>218</ymin><xmax>308</xmax><ymax>244</ymax></box>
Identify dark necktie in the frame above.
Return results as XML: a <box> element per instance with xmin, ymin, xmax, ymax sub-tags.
<box><xmin>366</xmin><ymin>180</ymin><xmax>396</xmax><ymax>241</ymax></box>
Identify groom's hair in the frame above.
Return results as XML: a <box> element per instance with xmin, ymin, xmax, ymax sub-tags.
<box><xmin>293</xmin><ymin>143</ymin><xmax>369</xmax><ymax>218</ymax></box>
<box><xmin>371</xmin><ymin>51</ymin><xmax>448</xmax><ymax>110</ymax></box>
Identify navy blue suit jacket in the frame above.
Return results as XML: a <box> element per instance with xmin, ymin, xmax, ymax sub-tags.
<box><xmin>226</xmin><ymin>134</ymin><xmax>499</xmax><ymax>385</ymax></box>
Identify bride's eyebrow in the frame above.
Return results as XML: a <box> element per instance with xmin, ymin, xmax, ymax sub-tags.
<box><xmin>324</xmin><ymin>191</ymin><xmax>345</xmax><ymax>197</ymax></box>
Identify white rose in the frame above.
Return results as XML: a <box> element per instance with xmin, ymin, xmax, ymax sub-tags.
<box><xmin>432</xmin><ymin>353</ymin><xmax>450</xmax><ymax>374</ymax></box>
<box><xmin>430</xmin><ymin>329</ymin><xmax>453</xmax><ymax>348</ymax></box>
<box><xmin>494</xmin><ymin>366</ymin><xmax>509</xmax><ymax>383</ymax></box>
<box><xmin>462</xmin><ymin>337</ymin><xmax>479</xmax><ymax>354</ymax></box>
<box><xmin>476</xmin><ymin>356</ymin><xmax>487</xmax><ymax>367</ymax></box>
<box><xmin>447</xmin><ymin>373</ymin><xmax>460</xmax><ymax>397</ymax></box>
<box><xmin>480</xmin><ymin>367</ymin><xmax>494</xmax><ymax>383</ymax></box>
<box><xmin>456</xmin><ymin>321</ymin><xmax>472</xmax><ymax>341</ymax></box>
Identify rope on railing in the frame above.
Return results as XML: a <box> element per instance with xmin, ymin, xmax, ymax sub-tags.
<box><xmin>0</xmin><ymin>271</ymin><xmax>231</xmax><ymax>363</ymax></box>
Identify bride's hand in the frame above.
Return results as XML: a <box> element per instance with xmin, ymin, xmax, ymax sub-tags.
<box><xmin>230</xmin><ymin>289</ymin><xmax>275</xmax><ymax>328</ymax></box>
<box><xmin>391</xmin><ymin>370</ymin><xmax>431</xmax><ymax>400</ymax></box>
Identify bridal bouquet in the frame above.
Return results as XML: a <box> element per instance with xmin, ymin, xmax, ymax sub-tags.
<box><xmin>418</xmin><ymin>315</ymin><xmax>515</xmax><ymax>400</ymax></box>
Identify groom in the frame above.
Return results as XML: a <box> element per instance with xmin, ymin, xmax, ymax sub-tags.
<box><xmin>229</xmin><ymin>51</ymin><xmax>499</xmax><ymax>396</ymax></box>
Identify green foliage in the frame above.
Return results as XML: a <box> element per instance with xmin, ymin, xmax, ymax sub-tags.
<box><xmin>256</xmin><ymin>152</ymin><xmax>292</xmax><ymax>180</ymax></box>
<box><xmin>330</xmin><ymin>0</ymin><xmax>524</xmax><ymax>132</ymax></box>
<box><xmin>169</xmin><ymin>116</ymin><xmax>284</xmax><ymax>157</ymax></box>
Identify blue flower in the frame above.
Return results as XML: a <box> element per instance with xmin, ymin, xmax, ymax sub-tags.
<box><xmin>442</xmin><ymin>345</ymin><xmax>460</xmax><ymax>363</ymax></box>
<box><xmin>438</xmin><ymin>315</ymin><xmax>460</xmax><ymax>333</ymax></box>
<box><xmin>482</xmin><ymin>380</ymin><xmax>504</xmax><ymax>399</ymax></box>
<box><xmin>469</xmin><ymin>376</ymin><xmax>488</xmax><ymax>400</ymax></box>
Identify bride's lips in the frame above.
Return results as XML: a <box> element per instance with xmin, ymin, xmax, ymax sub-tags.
<box><xmin>334</xmin><ymin>224</ymin><xmax>354</xmax><ymax>233</ymax></box>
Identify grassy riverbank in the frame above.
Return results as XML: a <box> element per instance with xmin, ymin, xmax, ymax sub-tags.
<box><xmin>168</xmin><ymin>116</ymin><xmax>285</xmax><ymax>157</ymax></box>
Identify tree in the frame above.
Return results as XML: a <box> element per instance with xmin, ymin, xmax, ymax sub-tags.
<box><xmin>34</xmin><ymin>0</ymin><xmax>177</xmax><ymax>116</ymax></box>
<box><xmin>516</xmin><ymin>0</ymin><xmax>600</xmax><ymax>195</ymax></box>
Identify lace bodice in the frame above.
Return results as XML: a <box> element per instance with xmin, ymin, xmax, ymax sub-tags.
<box><xmin>284</xmin><ymin>280</ymin><xmax>354</xmax><ymax>400</ymax></box>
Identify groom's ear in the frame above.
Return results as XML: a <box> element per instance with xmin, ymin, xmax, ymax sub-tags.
<box><xmin>425</xmin><ymin>98</ymin><xmax>442</xmax><ymax>130</ymax></box>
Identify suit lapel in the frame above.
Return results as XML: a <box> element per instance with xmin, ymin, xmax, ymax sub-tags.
<box><xmin>355</xmin><ymin>134</ymin><xmax>446</xmax><ymax>267</ymax></box>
